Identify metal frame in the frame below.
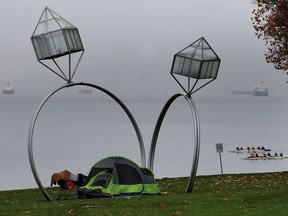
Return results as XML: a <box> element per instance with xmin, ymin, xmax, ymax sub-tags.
<box><xmin>27</xmin><ymin>82</ymin><xmax>145</xmax><ymax>201</ymax></box>
<box><xmin>148</xmin><ymin>93</ymin><xmax>200</xmax><ymax>193</ymax></box>
<box><xmin>170</xmin><ymin>73</ymin><xmax>216</xmax><ymax>97</ymax></box>
<box><xmin>37</xmin><ymin>51</ymin><xmax>84</xmax><ymax>83</ymax></box>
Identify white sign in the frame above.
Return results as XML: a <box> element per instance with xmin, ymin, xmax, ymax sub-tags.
<box><xmin>216</xmin><ymin>143</ymin><xmax>223</xmax><ymax>153</ymax></box>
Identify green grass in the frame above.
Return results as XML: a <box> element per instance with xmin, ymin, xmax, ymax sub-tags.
<box><xmin>1</xmin><ymin>172</ymin><xmax>288</xmax><ymax>215</ymax></box>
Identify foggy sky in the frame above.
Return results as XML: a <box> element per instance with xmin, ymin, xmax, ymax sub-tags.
<box><xmin>0</xmin><ymin>0</ymin><xmax>287</xmax><ymax>98</ymax></box>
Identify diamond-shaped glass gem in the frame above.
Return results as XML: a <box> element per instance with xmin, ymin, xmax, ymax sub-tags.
<box><xmin>171</xmin><ymin>37</ymin><xmax>220</xmax><ymax>79</ymax></box>
<box><xmin>31</xmin><ymin>7</ymin><xmax>84</xmax><ymax>61</ymax></box>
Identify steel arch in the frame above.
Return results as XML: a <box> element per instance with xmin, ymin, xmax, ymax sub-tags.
<box><xmin>148</xmin><ymin>93</ymin><xmax>200</xmax><ymax>193</ymax></box>
<box><xmin>27</xmin><ymin>82</ymin><xmax>145</xmax><ymax>201</ymax></box>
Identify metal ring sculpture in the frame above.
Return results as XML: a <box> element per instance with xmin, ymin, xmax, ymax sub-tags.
<box><xmin>148</xmin><ymin>92</ymin><xmax>200</xmax><ymax>193</ymax></box>
<box><xmin>27</xmin><ymin>82</ymin><xmax>145</xmax><ymax>201</ymax></box>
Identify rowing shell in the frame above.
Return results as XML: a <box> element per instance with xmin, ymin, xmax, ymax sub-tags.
<box><xmin>241</xmin><ymin>155</ymin><xmax>288</xmax><ymax>160</ymax></box>
<box><xmin>228</xmin><ymin>149</ymin><xmax>271</xmax><ymax>153</ymax></box>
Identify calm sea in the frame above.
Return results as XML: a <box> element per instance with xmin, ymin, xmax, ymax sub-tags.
<box><xmin>1</xmin><ymin>92</ymin><xmax>288</xmax><ymax>191</ymax></box>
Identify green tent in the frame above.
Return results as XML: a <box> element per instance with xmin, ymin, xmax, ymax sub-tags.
<box><xmin>78</xmin><ymin>156</ymin><xmax>160</xmax><ymax>198</ymax></box>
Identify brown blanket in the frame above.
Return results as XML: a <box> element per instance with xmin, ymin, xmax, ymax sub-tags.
<box><xmin>50</xmin><ymin>170</ymin><xmax>71</xmax><ymax>186</ymax></box>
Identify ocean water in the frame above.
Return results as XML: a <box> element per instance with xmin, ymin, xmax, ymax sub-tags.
<box><xmin>1</xmin><ymin>92</ymin><xmax>288</xmax><ymax>191</ymax></box>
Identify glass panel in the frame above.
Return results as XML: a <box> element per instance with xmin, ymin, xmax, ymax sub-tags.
<box><xmin>171</xmin><ymin>56</ymin><xmax>185</xmax><ymax>75</ymax></box>
<box><xmin>210</xmin><ymin>61</ymin><xmax>220</xmax><ymax>78</ymax></box>
<box><xmin>55</xmin><ymin>17</ymin><xmax>74</xmax><ymax>29</ymax></box>
<box><xmin>64</xmin><ymin>29</ymin><xmax>84</xmax><ymax>52</ymax></box>
<box><xmin>33</xmin><ymin>34</ymin><xmax>56</xmax><ymax>59</ymax></box>
<box><xmin>182</xmin><ymin>58</ymin><xmax>192</xmax><ymax>77</ymax></box>
<box><xmin>203</xmin><ymin>49</ymin><xmax>216</xmax><ymax>60</ymax></box>
<box><xmin>71</xmin><ymin>30</ymin><xmax>78</xmax><ymax>50</ymax></box>
<box><xmin>32</xmin><ymin>31</ymin><xmax>69</xmax><ymax>60</ymax></box>
<box><xmin>189</xmin><ymin>60</ymin><xmax>200</xmax><ymax>78</ymax></box>
<box><xmin>34</xmin><ymin>8</ymin><xmax>76</xmax><ymax>36</ymax></box>
<box><xmin>35</xmin><ymin>19</ymin><xmax>61</xmax><ymax>36</ymax></box>
<box><xmin>74</xmin><ymin>30</ymin><xmax>84</xmax><ymax>50</ymax></box>
<box><xmin>51</xmin><ymin>30</ymin><xmax>67</xmax><ymax>55</ymax></box>
<box><xmin>72</xmin><ymin>30</ymin><xmax>82</xmax><ymax>50</ymax></box>
<box><xmin>200</xmin><ymin>62</ymin><xmax>209</xmax><ymax>78</ymax></box>
<box><xmin>36</xmin><ymin>38</ymin><xmax>47</xmax><ymax>59</ymax></box>
<box><xmin>207</xmin><ymin>61</ymin><xmax>213</xmax><ymax>77</ymax></box>
<box><xmin>32</xmin><ymin>38</ymin><xmax>42</xmax><ymax>60</ymax></box>
<box><xmin>64</xmin><ymin>30</ymin><xmax>74</xmax><ymax>51</ymax></box>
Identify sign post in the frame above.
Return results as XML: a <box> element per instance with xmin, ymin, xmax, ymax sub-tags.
<box><xmin>216</xmin><ymin>143</ymin><xmax>223</xmax><ymax>175</ymax></box>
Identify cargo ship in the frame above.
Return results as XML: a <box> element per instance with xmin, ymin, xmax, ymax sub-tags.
<box><xmin>3</xmin><ymin>82</ymin><xmax>15</xmax><ymax>94</ymax></box>
<box><xmin>252</xmin><ymin>81</ymin><xmax>268</xmax><ymax>96</ymax></box>
<box><xmin>78</xmin><ymin>86</ymin><xmax>92</xmax><ymax>94</ymax></box>
<box><xmin>231</xmin><ymin>90</ymin><xmax>252</xmax><ymax>95</ymax></box>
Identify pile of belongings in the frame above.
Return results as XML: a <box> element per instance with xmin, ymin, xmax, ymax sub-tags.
<box><xmin>51</xmin><ymin>170</ymin><xmax>86</xmax><ymax>188</ymax></box>
<box><xmin>51</xmin><ymin>156</ymin><xmax>160</xmax><ymax>199</ymax></box>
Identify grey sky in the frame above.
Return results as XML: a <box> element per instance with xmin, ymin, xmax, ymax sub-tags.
<box><xmin>0</xmin><ymin>0</ymin><xmax>287</xmax><ymax>98</ymax></box>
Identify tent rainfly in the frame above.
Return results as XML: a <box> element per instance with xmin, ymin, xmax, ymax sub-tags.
<box><xmin>78</xmin><ymin>156</ymin><xmax>160</xmax><ymax>198</ymax></box>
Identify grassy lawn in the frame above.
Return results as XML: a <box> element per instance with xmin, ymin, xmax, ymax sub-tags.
<box><xmin>1</xmin><ymin>172</ymin><xmax>288</xmax><ymax>215</ymax></box>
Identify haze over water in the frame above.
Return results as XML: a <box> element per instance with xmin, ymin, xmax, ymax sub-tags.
<box><xmin>0</xmin><ymin>92</ymin><xmax>287</xmax><ymax>191</ymax></box>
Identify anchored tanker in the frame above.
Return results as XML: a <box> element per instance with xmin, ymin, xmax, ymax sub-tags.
<box><xmin>252</xmin><ymin>81</ymin><xmax>268</xmax><ymax>96</ymax></box>
<box><xmin>231</xmin><ymin>90</ymin><xmax>252</xmax><ymax>95</ymax></box>
<box><xmin>3</xmin><ymin>83</ymin><xmax>15</xmax><ymax>94</ymax></box>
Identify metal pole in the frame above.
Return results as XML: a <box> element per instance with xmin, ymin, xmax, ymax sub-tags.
<box><xmin>219</xmin><ymin>152</ymin><xmax>223</xmax><ymax>175</ymax></box>
<box><xmin>28</xmin><ymin>82</ymin><xmax>145</xmax><ymax>201</ymax></box>
<box><xmin>148</xmin><ymin>93</ymin><xmax>200</xmax><ymax>193</ymax></box>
